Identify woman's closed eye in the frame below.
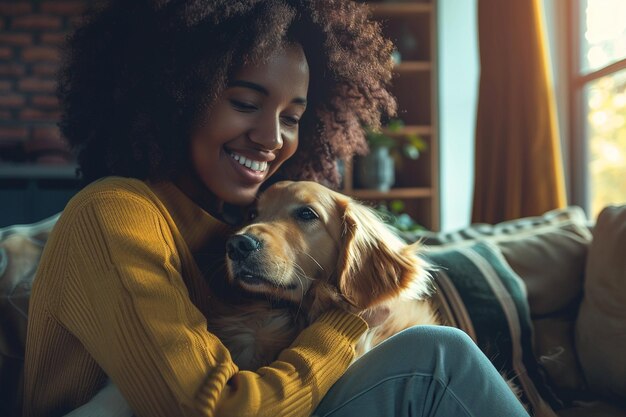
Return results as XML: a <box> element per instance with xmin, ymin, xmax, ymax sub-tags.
<box><xmin>281</xmin><ymin>115</ymin><xmax>301</xmax><ymax>127</ymax></box>
<box><xmin>230</xmin><ymin>99</ymin><xmax>258</xmax><ymax>112</ymax></box>
<box><xmin>230</xmin><ymin>100</ymin><xmax>300</xmax><ymax>127</ymax></box>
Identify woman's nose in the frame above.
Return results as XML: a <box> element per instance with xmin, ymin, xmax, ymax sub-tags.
<box><xmin>249</xmin><ymin>116</ymin><xmax>283</xmax><ymax>150</ymax></box>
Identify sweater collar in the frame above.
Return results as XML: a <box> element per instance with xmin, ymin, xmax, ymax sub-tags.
<box><xmin>148</xmin><ymin>180</ymin><xmax>236</xmax><ymax>253</ymax></box>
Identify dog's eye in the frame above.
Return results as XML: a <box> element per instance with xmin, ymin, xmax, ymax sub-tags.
<box><xmin>247</xmin><ymin>208</ymin><xmax>258</xmax><ymax>221</ymax></box>
<box><xmin>294</xmin><ymin>206</ymin><xmax>319</xmax><ymax>221</ymax></box>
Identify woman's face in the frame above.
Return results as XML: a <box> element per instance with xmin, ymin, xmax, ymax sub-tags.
<box><xmin>184</xmin><ymin>43</ymin><xmax>310</xmax><ymax>209</ymax></box>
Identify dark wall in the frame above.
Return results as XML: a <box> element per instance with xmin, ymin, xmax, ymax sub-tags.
<box><xmin>1</xmin><ymin>1</ymin><xmax>89</xmax><ymax>227</ymax></box>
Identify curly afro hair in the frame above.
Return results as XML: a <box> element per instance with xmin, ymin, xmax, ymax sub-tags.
<box><xmin>58</xmin><ymin>0</ymin><xmax>396</xmax><ymax>187</ymax></box>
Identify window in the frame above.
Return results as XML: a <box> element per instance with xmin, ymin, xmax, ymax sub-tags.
<box><xmin>569</xmin><ymin>0</ymin><xmax>626</xmax><ymax>218</ymax></box>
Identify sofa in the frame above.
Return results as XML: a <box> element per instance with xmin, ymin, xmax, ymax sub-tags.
<box><xmin>1</xmin><ymin>205</ymin><xmax>625</xmax><ymax>417</ymax></box>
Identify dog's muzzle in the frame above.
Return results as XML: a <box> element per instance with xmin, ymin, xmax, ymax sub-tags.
<box><xmin>226</xmin><ymin>233</ymin><xmax>262</xmax><ymax>262</ymax></box>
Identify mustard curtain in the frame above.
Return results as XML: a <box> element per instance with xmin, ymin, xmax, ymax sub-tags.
<box><xmin>472</xmin><ymin>0</ymin><xmax>566</xmax><ymax>224</ymax></box>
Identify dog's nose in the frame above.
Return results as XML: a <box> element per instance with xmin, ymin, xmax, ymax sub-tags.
<box><xmin>226</xmin><ymin>234</ymin><xmax>262</xmax><ymax>261</ymax></box>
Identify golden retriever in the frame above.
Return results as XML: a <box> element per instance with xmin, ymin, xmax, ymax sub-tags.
<box><xmin>210</xmin><ymin>180</ymin><xmax>438</xmax><ymax>370</ymax></box>
<box><xmin>212</xmin><ymin>180</ymin><xmax>523</xmax><ymax>403</ymax></box>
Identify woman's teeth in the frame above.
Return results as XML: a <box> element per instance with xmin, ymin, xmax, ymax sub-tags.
<box><xmin>230</xmin><ymin>153</ymin><xmax>268</xmax><ymax>172</ymax></box>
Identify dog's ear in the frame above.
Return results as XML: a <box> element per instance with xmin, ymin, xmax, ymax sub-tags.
<box><xmin>335</xmin><ymin>199</ymin><xmax>430</xmax><ymax>310</ymax></box>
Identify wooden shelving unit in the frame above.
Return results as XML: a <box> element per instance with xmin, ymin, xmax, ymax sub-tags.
<box><xmin>341</xmin><ymin>0</ymin><xmax>439</xmax><ymax>230</ymax></box>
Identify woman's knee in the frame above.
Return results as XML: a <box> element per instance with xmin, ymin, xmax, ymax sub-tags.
<box><xmin>388</xmin><ymin>325</ymin><xmax>476</xmax><ymax>356</ymax></box>
<box><xmin>379</xmin><ymin>326</ymin><xmax>485</xmax><ymax>379</ymax></box>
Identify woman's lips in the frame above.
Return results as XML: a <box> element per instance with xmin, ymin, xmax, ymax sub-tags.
<box><xmin>227</xmin><ymin>150</ymin><xmax>271</xmax><ymax>183</ymax></box>
<box><xmin>229</xmin><ymin>151</ymin><xmax>269</xmax><ymax>172</ymax></box>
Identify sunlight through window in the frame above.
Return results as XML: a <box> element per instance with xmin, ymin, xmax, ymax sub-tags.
<box><xmin>582</xmin><ymin>0</ymin><xmax>626</xmax><ymax>72</ymax></box>
<box><xmin>578</xmin><ymin>0</ymin><xmax>626</xmax><ymax>218</ymax></box>
<box><xmin>586</xmin><ymin>70</ymin><xmax>626</xmax><ymax>218</ymax></box>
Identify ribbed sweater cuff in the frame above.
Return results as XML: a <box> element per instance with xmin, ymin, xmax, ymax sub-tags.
<box><xmin>292</xmin><ymin>309</ymin><xmax>367</xmax><ymax>352</ymax></box>
<box><xmin>317</xmin><ymin>309</ymin><xmax>368</xmax><ymax>340</ymax></box>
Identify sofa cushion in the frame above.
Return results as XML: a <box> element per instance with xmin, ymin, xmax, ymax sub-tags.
<box><xmin>576</xmin><ymin>205</ymin><xmax>626</xmax><ymax>402</ymax></box>
<box><xmin>403</xmin><ymin>206</ymin><xmax>592</xmax><ymax>317</ymax></box>
<box><xmin>0</xmin><ymin>214</ymin><xmax>59</xmax><ymax>417</ymax></box>
<box><xmin>492</xmin><ymin>220</ymin><xmax>591</xmax><ymax>397</ymax></box>
<box><xmin>495</xmin><ymin>222</ymin><xmax>591</xmax><ymax>316</ymax></box>
<box><xmin>532</xmin><ymin>310</ymin><xmax>586</xmax><ymax>395</ymax></box>
<box><xmin>428</xmin><ymin>241</ymin><xmax>561</xmax><ymax>416</ymax></box>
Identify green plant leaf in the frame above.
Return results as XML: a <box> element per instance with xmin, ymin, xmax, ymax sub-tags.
<box><xmin>405</xmin><ymin>134</ymin><xmax>427</xmax><ymax>150</ymax></box>
<box><xmin>363</xmin><ymin>119</ymin><xmax>427</xmax><ymax>159</ymax></box>
<box><xmin>386</xmin><ymin>119</ymin><xmax>405</xmax><ymax>132</ymax></box>
<box><xmin>365</xmin><ymin>128</ymin><xmax>395</xmax><ymax>149</ymax></box>
<box><xmin>389</xmin><ymin>199</ymin><xmax>405</xmax><ymax>213</ymax></box>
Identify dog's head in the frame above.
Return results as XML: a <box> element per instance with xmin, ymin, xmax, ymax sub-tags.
<box><xmin>225</xmin><ymin>181</ymin><xmax>431</xmax><ymax>318</ymax></box>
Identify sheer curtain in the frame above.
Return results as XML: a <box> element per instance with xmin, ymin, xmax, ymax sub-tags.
<box><xmin>471</xmin><ymin>0</ymin><xmax>566</xmax><ymax>223</ymax></box>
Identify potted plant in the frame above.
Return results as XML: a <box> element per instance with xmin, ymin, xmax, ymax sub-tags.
<box><xmin>354</xmin><ymin>119</ymin><xmax>427</xmax><ymax>191</ymax></box>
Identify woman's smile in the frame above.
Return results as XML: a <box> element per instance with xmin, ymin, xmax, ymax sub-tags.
<box><xmin>229</xmin><ymin>152</ymin><xmax>269</xmax><ymax>174</ymax></box>
<box><xmin>227</xmin><ymin>149</ymin><xmax>271</xmax><ymax>183</ymax></box>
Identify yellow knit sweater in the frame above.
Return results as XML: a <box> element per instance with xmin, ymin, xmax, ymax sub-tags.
<box><xmin>23</xmin><ymin>177</ymin><xmax>367</xmax><ymax>417</ymax></box>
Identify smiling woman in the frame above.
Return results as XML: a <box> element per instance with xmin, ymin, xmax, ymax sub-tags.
<box><xmin>22</xmin><ymin>1</ymin><xmax>530</xmax><ymax>417</ymax></box>
<box><xmin>23</xmin><ymin>1</ymin><xmax>400</xmax><ymax>416</ymax></box>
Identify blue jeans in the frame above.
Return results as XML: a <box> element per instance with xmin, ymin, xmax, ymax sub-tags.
<box><xmin>314</xmin><ymin>326</ymin><xmax>530</xmax><ymax>417</ymax></box>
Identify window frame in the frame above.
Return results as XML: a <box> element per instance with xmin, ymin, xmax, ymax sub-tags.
<box><xmin>566</xmin><ymin>0</ymin><xmax>626</xmax><ymax>212</ymax></box>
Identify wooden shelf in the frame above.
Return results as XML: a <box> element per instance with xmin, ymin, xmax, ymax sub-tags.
<box><xmin>342</xmin><ymin>1</ymin><xmax>439</xmax><ymax>230</ymax></box>
<box><xmin>368</xmin><ymin>2</ymin><xmax>432</xmax><ymax>16</ymax></box>
<box><xmin>395</xmin><ymin>61</ymin><xmax>432</xmax><ymax>73</ymax></box>
<box><xmin>383</xmin><ymin>124</ymin><xmax>433</xmax><ymax>137</ymax></box>
<box><xmin>346</xmin><ymin>187</ymin><xmax>433</xmax><ymax>200</ymax></box>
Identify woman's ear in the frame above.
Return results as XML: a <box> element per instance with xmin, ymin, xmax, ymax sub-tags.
<box><xmin>334</xmin><ymin>199</ymin><xmax>429</xmax><ymax>309</ymax></box>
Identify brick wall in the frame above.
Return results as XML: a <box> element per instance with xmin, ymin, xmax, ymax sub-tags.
<box><xmin>0</xmin><ymin>1</ymin><xmax>88</xmax><ymax>164</ymax></box>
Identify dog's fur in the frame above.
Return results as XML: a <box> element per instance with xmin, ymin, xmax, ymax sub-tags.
<box><xmin>210</xmin><ymin>180</ymin><xmax>439</xmax><ymax>370</ymax></box>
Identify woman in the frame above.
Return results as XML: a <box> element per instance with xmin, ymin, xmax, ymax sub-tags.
<box><xmin>23</xmin><ymin>1</ymin><xmax>530</xmax><ymax>416</ymax></box>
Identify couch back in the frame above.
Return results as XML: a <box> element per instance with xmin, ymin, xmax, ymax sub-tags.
<box><xmin>0</xmin><ymin>214</ymin><xmax>59</xmax><ymax>417</ymax></box>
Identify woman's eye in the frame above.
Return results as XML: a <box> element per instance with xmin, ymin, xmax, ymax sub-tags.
<box><xmin>230</xmin><ymin>100</ymin><xmax>257</xmax><ymax>112</ymax></box>
<box><xmin>295</xmin><ymin>206</ymin><xmax>319</xmax><ymax>221</ymax></box>
<box><xmin>281</xmin><ymin>115</ymin><xmax>300</xmax><ymax>127</ymax></box>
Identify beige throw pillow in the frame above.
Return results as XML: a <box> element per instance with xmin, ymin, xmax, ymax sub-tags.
<box><xmin>576</xmin><ymin>205</ymin><xmax>626</xmax><ymax>401</ymax></box>
<box><xmin>496</xmin><ymin>222</ymin><xmax>591</xmax><ymax>316</ymax></box>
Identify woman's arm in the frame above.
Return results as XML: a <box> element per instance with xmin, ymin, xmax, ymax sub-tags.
<box><xmin>57</xmin><ymin>189</ymin><xmax>366</xmax><ymax>417</ymax></box>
